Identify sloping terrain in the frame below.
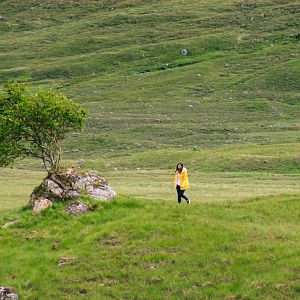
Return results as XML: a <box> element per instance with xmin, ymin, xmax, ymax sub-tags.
<box><xmin>1</xmin><ymin>2</ymin><xmax>300</xmax><ymax>299</ymax></box>
<box><xmin>0</xmin><ymin>0</ymin><xmax>299</xmax><ymax>171</ymax></box>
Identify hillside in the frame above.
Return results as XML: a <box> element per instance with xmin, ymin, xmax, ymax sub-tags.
<box><xmin>0</xmin><ymin>0</ymin><xmax>299</xmax><ymax>172</ymax></box>
<box><xmin>1</xmin><ymin>1</ymin><xmax>300</xmax><ymax>299</ymax></box>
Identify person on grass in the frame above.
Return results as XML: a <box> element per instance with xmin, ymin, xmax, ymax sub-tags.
<box><xmin>174</xmin><ymin>162</ymin><xmax>190</xmax><ymax>204</ymax></box>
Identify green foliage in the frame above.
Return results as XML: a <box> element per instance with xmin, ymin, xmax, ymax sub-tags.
<box><xmin>0</xmin><ymin>82</ymin><xmax>87</xmax><ymax>173</ymax></box>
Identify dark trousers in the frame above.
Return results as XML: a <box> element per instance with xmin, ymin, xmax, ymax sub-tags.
<box><xmin>176</xmin><ymin>185</ymin><xmax>188</xmax><ymax>203</ymax></box>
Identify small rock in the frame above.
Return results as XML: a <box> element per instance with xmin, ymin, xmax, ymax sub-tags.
<box><xmin>32</xmin><ymin>198</ymin><xmax>52</xmax><ymax>214</ymax></box>
<box><xmin>65</xmin><ymin>200</ymin><xmax>90</xmax><ymax>216</ymax></box>
<box><xmin>0</xmin><ymin>287</ymin><xmax>18</xmax><ymax>300</ymax></box>
<box><xmin>0</xmin><ymin>16</ymin><xmax>4</xmax><ymax>21</ymax></box>
<box><xmin>180</xmin><ymin>49</ymin><xmax>188</xmax><ymax>55</ymax></box>
<box><xmin>2</xmin><ymin>221</ymin><xmax>16</xmax><ymax>229</ymax></box>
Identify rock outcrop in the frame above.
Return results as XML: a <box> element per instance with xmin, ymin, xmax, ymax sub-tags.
<box><xmin>29</xmin><ymin>168</ymin><xmax>117</xmax><ymax>212</ymax></box>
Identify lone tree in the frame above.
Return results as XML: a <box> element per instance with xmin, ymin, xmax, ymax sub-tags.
<box><xmin>0</xmin><ymin>82</ymin><xmax>87</xmax><ymax>174</ymax></box>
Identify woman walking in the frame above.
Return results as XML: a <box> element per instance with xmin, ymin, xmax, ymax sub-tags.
<box><xmin>174</xmin><ymin>162</ymin><xmax>190</xmax><ymax>204</ymax></box>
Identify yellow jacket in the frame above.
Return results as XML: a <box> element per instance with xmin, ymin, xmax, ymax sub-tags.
<box><xmin>174</xmin><ymin>167</ymin><xmax>190</xmax><ymax>190</ymax></box>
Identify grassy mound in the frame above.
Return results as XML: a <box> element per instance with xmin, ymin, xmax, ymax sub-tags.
<box><xmin>1</xmin><ymin>195</ymin><xmax>299</xmax><ymax>299</ymax></box>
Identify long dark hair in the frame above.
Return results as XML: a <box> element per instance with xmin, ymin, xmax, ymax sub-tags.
<box><xmin>175</xmin><ymin>162</ymin><xmax>183</xmax><ymax>173</ymax></box>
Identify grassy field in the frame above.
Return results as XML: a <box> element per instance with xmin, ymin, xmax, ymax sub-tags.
<box><xmin>0</xmin><ymin>169</ymin><xmax>44</xmax><ymax>213</ymax></box>
<box><xmin>1</xmin><ymin>167</ymin><xmax>300</xmax><ymax>211</ymax></box>
<box><xmin>0</xmin><ymin>193</ymin><xmax>300</xmax><ymax>299</ymax></box>
<box><xmin>1</xmin><ymin>165</ymin><xmax>299</xmax><ymax>299</ymax></box>
<box><xmin>1</xmin><ymin>0</ymin><xmax>300</xmax><ymax>298</ymax></box>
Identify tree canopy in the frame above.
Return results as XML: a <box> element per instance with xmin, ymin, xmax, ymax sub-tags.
<box><xmin>0</xmin><ymin>82</ymin><xmax>87</xmax><ymax>173</ymax></box>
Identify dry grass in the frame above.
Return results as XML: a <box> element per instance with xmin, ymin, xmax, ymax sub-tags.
<box><xmin>1</xmin><ymin>167</ymin><xmax>300</xmax><ymax>213</ymax></box>
<box><xmin>0</xmin><ymin>168</ymin><xmax>45</xmax><ymax>212</ymax></box>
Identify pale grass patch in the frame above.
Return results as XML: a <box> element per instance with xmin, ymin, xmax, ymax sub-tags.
<box><xmin>104</xmin><ymin>170</ymin><xmax>300</xmax><ymax>202</ymax></box>
<box><xmin>1</xmin><ymin>168</ymin><xmax>299</xmax><ymax>213</ymax></box>
<box><xmin>0</xmin><ymin>168</ymin><xmax>45</xmax><ymax>212</ymax></box>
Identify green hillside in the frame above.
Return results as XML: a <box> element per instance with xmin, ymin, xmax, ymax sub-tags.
<box><xmin>1</xmin><ymin>195</ymin><xmax>300</xmax><ymax>299</ymax></box>
<box><xmin>1</xmin><ymin>1</ymin><xmax>300</xmax><ymax>299</ymax></box>
<box><xmin>0</xmin><ymin>0</ymin><xmax>299</xmax><ymax>172</ymax></box>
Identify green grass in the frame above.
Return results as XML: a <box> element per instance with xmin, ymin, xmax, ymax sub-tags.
<box><xmin>1</xmin><ymin>167</ymin><xmax>300</xmax><ymax>210</ymax></box>
<box><xmin>1</xmin><ymin>167</ymin><xmax>299</xmax><ymax>299</ymax></box>
<box><xmin>1</xmin><ymin>0</ymin><xmax>300</xmax><ymax>298</ymax></box>
<box><xmin>0</xmin><ymin>0</ymin><xmax>299</xmax><ymax>170</ymax></box>
<box><xmin>81</xmin><ymin>143</ymin><xmax>300</xmax><ymax>173</ymax></box>
<box><xmin>0</xmin><ymin>168</ymin><xmax>44</xmax><ymax>213</ymax></box>
<box><xmin>0</xmin><ymin>194</ymin><xmax>299</xmax><ymax>299</ymax></box>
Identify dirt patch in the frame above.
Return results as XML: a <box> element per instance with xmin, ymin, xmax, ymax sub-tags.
<box><xmin>100</xmin><ymin>236</ymin><xmax>122</xmax><ymax>246</ymax></box>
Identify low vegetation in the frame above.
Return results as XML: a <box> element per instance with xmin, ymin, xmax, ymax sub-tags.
<box><xmin>1</xmin><ymin>194</ymin><xmax>299</xmax><ymax>299</ymax></box>
<box><xmin>0</xmin><ymin>0</ymin><xmax>299</xmax><ymax>299</ymax></box>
